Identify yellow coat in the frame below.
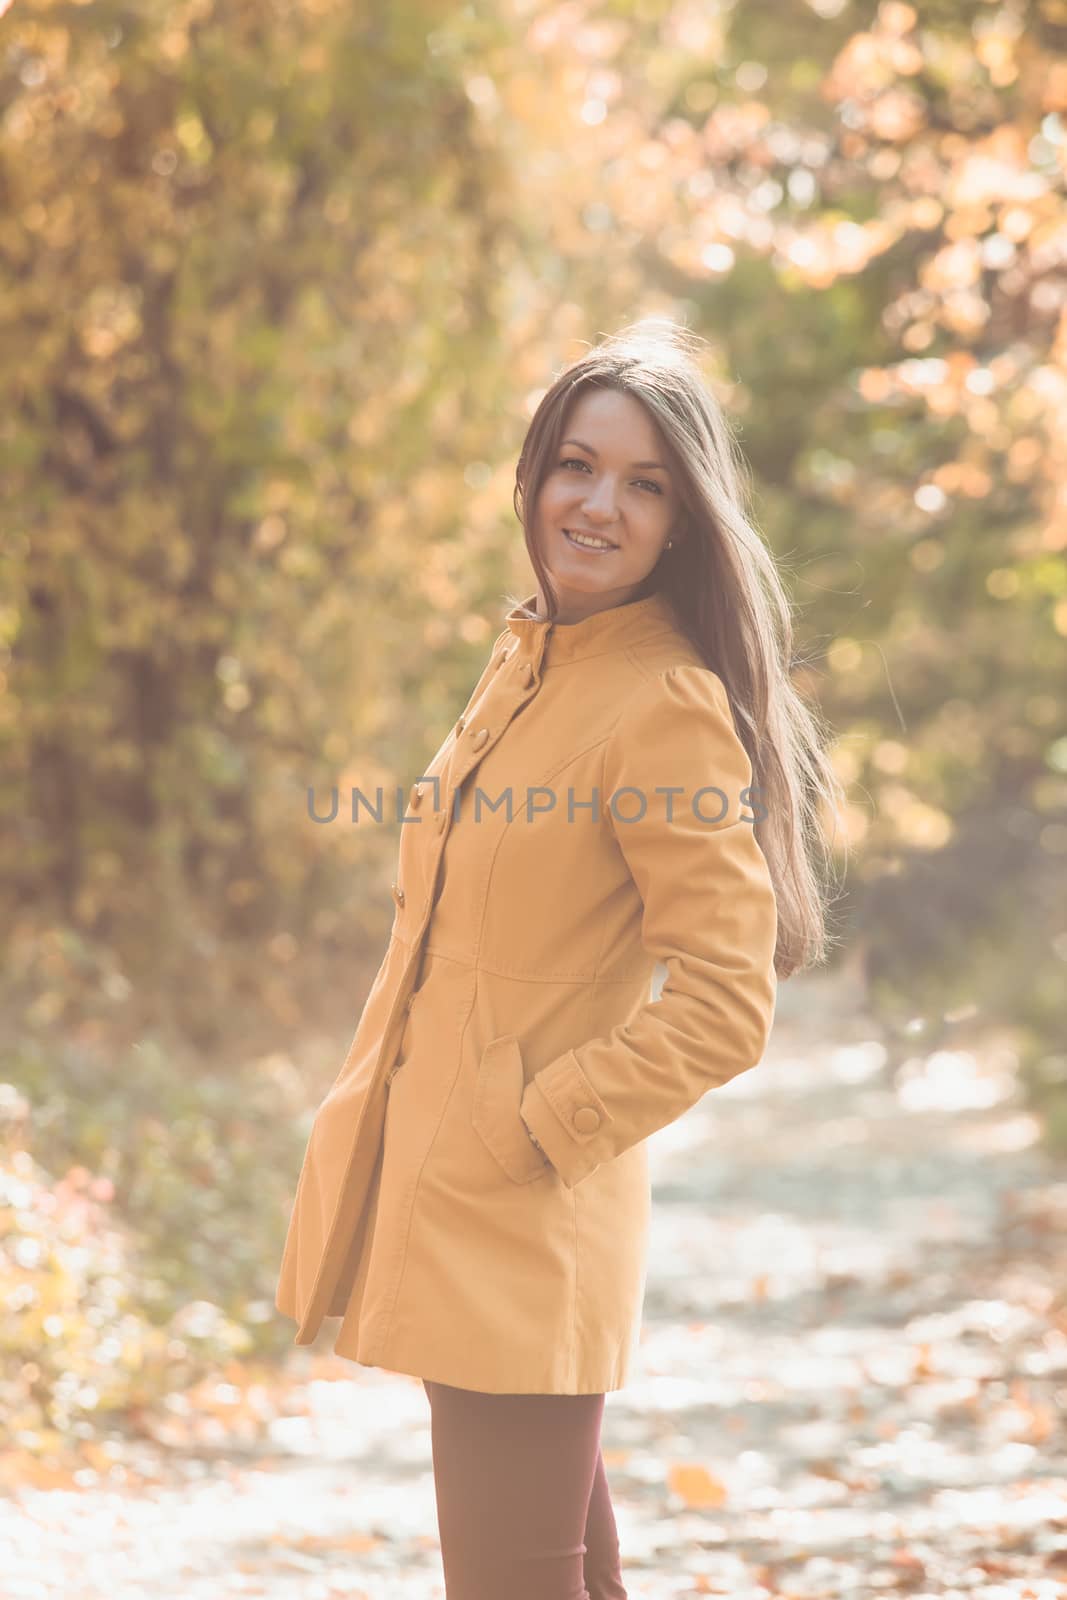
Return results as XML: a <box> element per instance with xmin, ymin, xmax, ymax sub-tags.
<box><xmin>275</xmin><ymin>589</ymin><xmax>779</xmax><ymax>1393</ymax></box>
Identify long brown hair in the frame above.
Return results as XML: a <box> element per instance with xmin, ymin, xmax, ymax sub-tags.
<box><xmin>506</xmin><ymin>317</ymin><xmax>847</xmax><ymax>980</ymax></box>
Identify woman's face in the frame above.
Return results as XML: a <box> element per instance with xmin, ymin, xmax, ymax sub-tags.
<box><xmin>531</xmin><ymin>387</ymin><xmax>682</xmax><ymax>624</ymax></box>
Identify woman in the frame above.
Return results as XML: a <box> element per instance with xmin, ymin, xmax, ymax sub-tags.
<box><xmin>275</xmin><ymin>320</ymin><xmax>843</xmax><ymax>1599</ymax></box>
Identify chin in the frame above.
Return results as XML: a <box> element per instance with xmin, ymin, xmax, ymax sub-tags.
<box><xmin>555</xmin><ymin>567</ymin><xmax>615</xmax><ymax>589</ymax></box>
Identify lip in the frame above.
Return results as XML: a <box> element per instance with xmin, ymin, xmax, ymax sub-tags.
<box><xmin>562</xmin><ymin>528</ymin><xmax>619</xmax><ymax>550</ymax></box>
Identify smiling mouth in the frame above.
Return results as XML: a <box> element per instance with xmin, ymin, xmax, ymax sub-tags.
<box><xmin>563</xmin><ymin>528</ymin><xmax>619</xmax><ymax>551</ymax></box>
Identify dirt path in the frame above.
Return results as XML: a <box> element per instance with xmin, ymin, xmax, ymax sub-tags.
<box><xmin>5</xmin><ymin>975</ymin><xmax>1067</xmax><ymax>1598</ymax></box>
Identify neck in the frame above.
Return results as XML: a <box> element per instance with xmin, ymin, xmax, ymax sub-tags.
<box><xmin>533</xmin><ymin>582</ymin><xmax>656</xmax><ymax>626</ymax></box>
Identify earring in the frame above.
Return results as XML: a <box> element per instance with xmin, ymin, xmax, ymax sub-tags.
<box><xmin>665</xmin><ymin>539</ymin><xmax>674</xmax><ymax>550</ymax></box>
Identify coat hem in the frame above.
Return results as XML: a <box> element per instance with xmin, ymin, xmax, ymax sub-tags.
<box><xmin>339</xmin><ymin>1325</ymin><xmax>632</xmax><ymax>1396</ymax></box>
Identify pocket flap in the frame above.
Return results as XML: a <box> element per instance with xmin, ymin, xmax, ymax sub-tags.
<box><xmin>471</xmin><ymin>1034</ymin><xmax>551</xmax><ymax>1185</ymax></box>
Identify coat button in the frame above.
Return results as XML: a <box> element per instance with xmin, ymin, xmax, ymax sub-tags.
<box><xmin>572</xmin><ymin>1106</ymin><xmax>600</xmax><ymax>1135</ymax></box>
<box><xmin>521</xmin><ymin>662</ymin><xmax>534</xmax><ymax>688</ymax></box>
<box><xmin>471</xmin><ymin>727</ymin><xmax>489</xmax><ymax>751</ymax></box>
<box><xmin>410</xmin><ymin>783</ymin><xmax>423</xmax><ymax>809</ymax></box>
<box><xmin>391</xmin><ymin>882</ymin><xmax>405</xmax><ymax>906</ymax></box>
<box><xmin>456</xmin><ymin>716</ymin><xmax>466</xmax><ymax>735</ymax></box>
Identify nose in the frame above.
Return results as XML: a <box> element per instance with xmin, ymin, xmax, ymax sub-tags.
<box><xmin>581</xmin><ymin>475</ymin><xmax>623</xmax><ymax>522</ymax></box>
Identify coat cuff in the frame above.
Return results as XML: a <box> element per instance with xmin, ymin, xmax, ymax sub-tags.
<box><xmin>519</xmin><ymin>1051</ymin><xmax>615</xmax><ymax>1189</ymax></box>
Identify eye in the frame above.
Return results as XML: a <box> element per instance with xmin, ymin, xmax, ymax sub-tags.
<box><xmin>559</xmin><ymin>458</ymin><xmax>664</xmax><ymax>494</ymax></box>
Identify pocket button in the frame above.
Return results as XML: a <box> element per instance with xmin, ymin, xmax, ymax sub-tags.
<box><xmin>572</xmin><ymin>1106</ymin><xmax>600</xmax><ymax>1135</ymax></box>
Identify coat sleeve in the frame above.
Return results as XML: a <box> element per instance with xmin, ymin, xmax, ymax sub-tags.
<box><xmin>518</xmin><ymin>663</ymin><xmax>779</xmax><ymax>1189</ymax></box>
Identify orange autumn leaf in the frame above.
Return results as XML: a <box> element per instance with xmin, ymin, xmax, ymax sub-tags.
<box><xmin>912</xmin><ymin>1340</ymin><xmax>934</xmax><ymax>1376</ymax></box>
<box><xmin>1022</xmin><ymin>1402</ymin><xmax>1055</xmax><ymax>1443</ymax></box>
<box><xmin>667</xmin><ymin>1461</ymin><xmax>728</xmax><ymax>1508</ymax></box>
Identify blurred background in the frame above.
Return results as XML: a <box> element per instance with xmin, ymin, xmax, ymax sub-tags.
<box><xmin>2</xmin><ymin>1</ymin><xmax>1066</xmax><ymax>1593</ymax></box>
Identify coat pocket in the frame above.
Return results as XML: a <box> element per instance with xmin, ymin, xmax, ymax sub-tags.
<box><xmin>472</xmin><ymin>1034</ymin><xmax>552</xmax><ymax>1185</ymax></box>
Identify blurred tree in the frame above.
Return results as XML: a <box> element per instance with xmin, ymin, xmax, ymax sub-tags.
<box><xmin>1</xmin><ymin>0</ymin><xmax>525</xmax><ymax>1053</ymax></box>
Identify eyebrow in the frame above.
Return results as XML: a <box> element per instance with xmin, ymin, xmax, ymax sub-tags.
<box><xmin>560</xmin><ymin>437</ymin><xmax>670</xmax><ymax>473</ymax></box>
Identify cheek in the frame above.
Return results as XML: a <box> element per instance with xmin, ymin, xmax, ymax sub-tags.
<box><xmin>638</xmin><ymin>498</ymin><xmax>673</xmax><ymax>532</ymax></box>
<box><xmin>537</xmin><ymin>475</ymin><xmax>578</xmax><ymax>519</ymax></box>
<box><xmin>633</xmin><ymin>522</ymin><xmax>669</xmax><ymax>561</ymax></box>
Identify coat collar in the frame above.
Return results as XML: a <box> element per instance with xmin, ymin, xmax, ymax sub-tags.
<box><xmin>503</xmin><ymin>589</ymin><xmax>680</xmax><ymax>668</ymax></box>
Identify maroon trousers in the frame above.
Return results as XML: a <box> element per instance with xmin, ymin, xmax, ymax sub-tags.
<box><xmin>423</xmin><ymin>1379</ymin><xmax>628</xmax><ymax>1600</ymax></box>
